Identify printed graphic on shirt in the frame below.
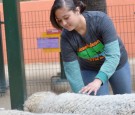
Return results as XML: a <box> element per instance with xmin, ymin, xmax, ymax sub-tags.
<box><xmin>77</xmin><ymin>40</ymin><xmax>105</xmax><ymax>61</ymax></box>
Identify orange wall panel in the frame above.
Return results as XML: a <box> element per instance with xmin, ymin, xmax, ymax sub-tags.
<box><xmin>0</xmin><ymin>0</ymin><xmax>135</xmax><ymax>64</ymax></box>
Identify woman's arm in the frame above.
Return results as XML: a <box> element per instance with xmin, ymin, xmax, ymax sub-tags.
<box><xmin>80</xmin><ymin>13</ymin><xmax>121</xmax><ymax>95</ymax></box>
<box><xmin>95</xmin><ymin>40</ymin><xmax>120</xmax><ymax>84</ymax></box>
<box><xmin>63</xmin><ymin>60</ymin><xmax>84</xmax><ymax>93</ymax></box>
<box><xmin>61</xmin><ymin>31</ymin><xmax>84</xmax><ymax>93</ymax></box>
<box><xmin>95</xmin><ymin>13</ymin><xmax>121</xmax><ymax>84</ymax></box>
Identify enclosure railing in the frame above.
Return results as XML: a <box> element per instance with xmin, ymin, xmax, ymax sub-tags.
<box><xmin>1</xmin><ymin>3</ymin><xmax>135</xmax><ymax>109</ymax></box>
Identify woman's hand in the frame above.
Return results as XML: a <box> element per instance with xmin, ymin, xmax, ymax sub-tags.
<box><xmin>79</xmin><ymin>79</ymin><xmax>102</xmax><ymax>95</ymax></box>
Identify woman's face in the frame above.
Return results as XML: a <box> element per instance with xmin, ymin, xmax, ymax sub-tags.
<box><xmin>55</xmin><ymin>7</ymin><xmax>80</xmax><ymax>31</ymax></box>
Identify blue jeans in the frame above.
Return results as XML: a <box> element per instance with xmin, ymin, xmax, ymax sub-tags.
<box><xmin>81</xmin><ymin>61</ymin><xmax>132</xmax><ymax>95</ymax></box>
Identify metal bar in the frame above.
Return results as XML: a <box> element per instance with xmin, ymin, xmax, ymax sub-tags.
<box><xmin>60</xmin><ymin>52</ymin><xmax>66</xmax><ymax>79</ymax></box>
<box><xmin>0</xmin><ymin>18</ymin><xmax>6</xmax><ymax>94</ymax></box>
<box><xmin>2</xmin><ymin>0</ymin><xmax>27</xmax><ymax>110</ymax></box>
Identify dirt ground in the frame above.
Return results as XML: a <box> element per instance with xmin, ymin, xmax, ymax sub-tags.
<box><xmin>0</xmin><ymin>88</ymin><xmax>11</xmax><ymax>109</ymax></box>
<box><xmin>0</xmin><ymin>63</ymin><xmax>70</xmax><ymax>110</ymax></box>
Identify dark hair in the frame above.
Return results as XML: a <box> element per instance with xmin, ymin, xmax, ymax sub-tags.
<box><xmin>50</xmin><ymin>0</ymin><xmax>86</xmax><ymax>30</ymax></box>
